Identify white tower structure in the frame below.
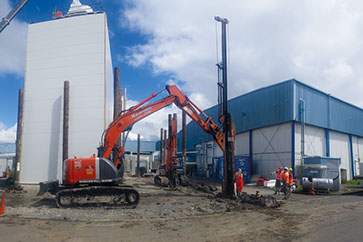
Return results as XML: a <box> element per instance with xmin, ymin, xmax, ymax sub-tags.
<box><xmin>20</xmin><ymin>4</ymin><xmax>113</xmax><ymax>184</ymax></box>
<box><xmin>66</xmin><ymin>0</ymin><xmax>93</xmax><ymax>17</ymax></box>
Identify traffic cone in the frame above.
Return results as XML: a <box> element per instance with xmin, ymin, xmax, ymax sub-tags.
<box><xmin>0</xmin><ymin>191</ymin><xmax>6</xmax><ymax>216</ymax></box>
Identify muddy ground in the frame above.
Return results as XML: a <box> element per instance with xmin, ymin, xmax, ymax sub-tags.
<box><xmin>1</xmin><ymin>176</ymin><xmax>363</xmax><ymax>241</ymax></box>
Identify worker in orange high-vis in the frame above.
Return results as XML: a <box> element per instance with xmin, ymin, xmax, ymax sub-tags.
<box><xmin>282</xmin><ymin>167</ymin><xmax>289</xmax><ymax>199</ymax></box>
<box><xmin>271</xmin><ymin>167</ymin><xmax>283</xmax><ymax>195</ymax></box>
<box><xmin>234</xmin><ymin>169</ymin><xmax>244</xmax><ymax>196</ymax></box>
<box><xmin>288</xmin><ymin>168</ymin><xmax>294</xmax><ymax>197</ymax></box>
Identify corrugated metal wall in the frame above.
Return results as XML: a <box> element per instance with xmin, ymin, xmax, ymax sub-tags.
<box><xmin>330</xmin><ymin>97</ymin><xmax>363</xmax><ymax>136</ymax></box>
<box><xmin>351</xmin><ymin>136</ymin><xmax>363</xmax><ymax>176</ymax></box>
<box><xmin>294</xmin><ymin>83</ymin><xmax>329</xmax><ymax>127</ymax></box>
<box><xmin>205</xmin><ymin>141</ymin><xmax>222</xmax><ymax>164</ymax></box>
<box><xmin>167</xmin><ymin>79</ymin><xmax>363</xmax><ymax>180</ymax></box>
<box><xmin>294</xmin><ymin>123</ymin><xmax>327</xmax><ymax>177</ymax></box>
<box><xmin>175</xmin><ymin>79</ymin><xmax>363</xmax><ymax>155</ymax></box>
<box><xmin>330</xmin><ymin>131</ymin><xmax>352</xmax><ymax>180</ymax></box>
<box><xmin>235</xmin><ymin>131</ymin><xmax>249</xmax><ymax>156</ymax></box>
<box><xmin>252</xmin><ymin>123</ymin><xmax>291</xmax><ymax>179</ymax></box>
<box><xmin>294</xmin><ymin>81</ymin><xmax>363</xmax><ymax>137</ymax></box>
<box><xmin>295</xmin><ymin>123</ymin><xmax>326</xmax><ymax>157</ymax></box>
<box><xmin>177</xmin><ymin>80</ymin><xmax>294</xmax><ymax>151</ymax></box>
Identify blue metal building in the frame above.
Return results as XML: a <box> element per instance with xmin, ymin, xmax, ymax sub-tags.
<box><xmin>159</xmin><ymin>79</ymin><xmax>363</xmax><ymax>180</ymax></box>
<box><xmin>0</xmin><ymin>143</ymin><xmax>16</xmax><ymax>154</ymax></box>
<box><xmin>124</xmin><ymin>140</ymin><xmax>156</xmax><ymax>152</ymax></box>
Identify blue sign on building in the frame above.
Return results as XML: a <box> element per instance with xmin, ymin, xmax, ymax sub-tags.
<box><xmin>212</xmin><ymin>156</ymin><xmax>251</xmax><ymax>182</ymax></box>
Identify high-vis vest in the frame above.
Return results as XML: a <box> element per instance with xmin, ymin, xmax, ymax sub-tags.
<box><xmin>235</xmin><ymin>172</ymin><xmax>244</xmax><ymax>191</ymax></box>
<box><xmin>283</xmin><ymin>172</ymin><xmax>289</xmax><ymax>183</ymax></box>
<box><xmin>289</xmin><ymin>172</ymin><xmax>293</xmax><ymax>186</ymax></box>
<box><xmin>277</xmin><ymin>170</ymin><xmax>282</xmax><ymax>180</ymax></box>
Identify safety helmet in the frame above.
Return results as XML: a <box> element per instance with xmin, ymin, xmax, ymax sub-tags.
<box><xmin>284</xmin><ymin>167</ymin><xmax>288</xmax><ymax>170</ymax></box>
<box><xmin>279</xmin><ymin>167</ymin><xmax>283</xmax><ymax>170</ymax></box>
<box><xmin>289</xmin><ymin>168</ymin><xmax>293</xmax><ymax>171</ymax></box>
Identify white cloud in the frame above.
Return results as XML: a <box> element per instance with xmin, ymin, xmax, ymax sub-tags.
<box><xmin>121</xmin><ymin>0</ymin><xmax>363</xmax><ymax>108</ymax></box>
<box><xmin>123</xmin><ymin>98</ymin><xmax>183</xmax><ymax>141</ymax></box>
<box><xmin>0</xmin><ymin>0</ymin><xmax>28</xmax><ymax>76</ymax></box>
<box><xmin>0</xmin><ymin>122</ymin><xmax>17</xmax><ymax>143</ymax></box>
<box><xmin>0</xmin><ymin>122</ymin><xmax>5</xmax><ymax>130</ymax></box>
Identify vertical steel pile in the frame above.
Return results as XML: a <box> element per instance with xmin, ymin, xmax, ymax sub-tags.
<box><xmin>182</xmin><ymin>111</ymin><xmax>187</xmax><ymax>176</ymax></box>
<box><xmin>114</xmin><ymin>67</ymin><xmax>122</xmax><ymax>148</ymax></box>
<box><xmin>173</xmin><ymin>113</ymin><xmax>178</xmax><ymax>154</ymax></box>
<box><xmin>63</xmin><ymin>81</ymin><xmax>70</xmax><ymax>166</ymax></box>
<box><xmin>122</xmin><ymin>88</ymin><xmax>127</xmax><ymax>144</ymax></box>
<box><xmin>136</xmin><ymin>134</ymin><xmax>140</xmax><ymax>176</ymax></box>
<box><xmin>167</xmin><ymin>114</ymin><xmax>172</xmax><ymax>169</ymax></box>
<box><xmin>160</xmin><ymin>128</ymin><xmax>164</xmax><ymax>165</ymax></box>
<box><xmin>163</xmin><ymin>129</ymin><xmax>167</xmax><ymax>164</ymax></box>
<box><xmin>15</xmin><ymin>89</ymin><xmax>24</xmax><ymax>183</ymax></box>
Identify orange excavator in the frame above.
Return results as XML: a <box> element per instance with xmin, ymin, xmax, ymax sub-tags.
<box><xmin>38</xmin><ymin>85</ymin><xmax>224</xmax><ymax>208</ymax></box>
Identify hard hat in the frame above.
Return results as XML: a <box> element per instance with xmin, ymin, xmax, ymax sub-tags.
<box><xmin>279</xmin><ymin>167</ymin><xmax>283</xmax><ymax>170</ymax></box>
<box><xmin>289</xmin><ymin>168</ymin><xmax>293</xmax><ymax>171</ymax></box>
<box><xmin>284</xmin><ymin>167</ymin><xmax>288</xmax><ymax>170</ymax></box>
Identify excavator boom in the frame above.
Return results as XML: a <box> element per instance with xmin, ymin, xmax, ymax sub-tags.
<box><xmin>100</xmin><ymin>85</ymin><xmax>224</xmax><ymax>168</ymax></box>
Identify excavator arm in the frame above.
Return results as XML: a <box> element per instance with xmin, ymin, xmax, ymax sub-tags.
<box><xmin>166</xmin><ymin>85</ymin><xmax>224</xmax><ymax>151</ymax></box>
<box><xmin>99</xmin><ymin>85</ymin><xmax>224</xmax><ymax>168</ymax></box>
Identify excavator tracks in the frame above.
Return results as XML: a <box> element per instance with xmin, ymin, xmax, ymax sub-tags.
<box><xmin>55</xmin><ymin>186</ymin><xmax>139</xmax><ymax>209</ymax></box>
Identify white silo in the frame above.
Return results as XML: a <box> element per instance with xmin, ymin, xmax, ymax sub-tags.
<box><xmin>20</xmin><ymin>1</ymin><xmax>114</xmax><ymax>183</ymax></box>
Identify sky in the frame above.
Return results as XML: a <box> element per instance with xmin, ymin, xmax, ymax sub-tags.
<box><xmin>1</xmin><ymin>0</ymin><xmax>363</xmax><ymax>143</ymax></box>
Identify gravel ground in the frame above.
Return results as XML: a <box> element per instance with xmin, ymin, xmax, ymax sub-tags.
<box><xmin>1</xmin><ymin>177</ymin><xmax>363</xmax><ymax>241</ymax></box>
<box><xmin>1</xmin><ymin>176</ymin><xmax>279</xmax><ymax>222</ymax></box>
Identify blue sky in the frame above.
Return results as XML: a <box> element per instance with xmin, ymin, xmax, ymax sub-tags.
<box><xmin>0</xmin><ymin>0</ymin><xmax>169</xmax><ymax>129</ymax></box>
<box><xmin>1</xmin><ymin>0</ymin><xmax>363</xmax><ymax>142</ymax></box>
